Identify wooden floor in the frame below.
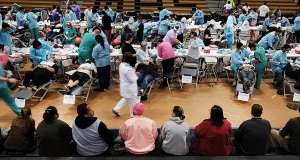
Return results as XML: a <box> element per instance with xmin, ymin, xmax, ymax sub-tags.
<box><xmin>0</xmin><ymin>66</ymin><xmax>299</xmax><ymax>129</ymax></box>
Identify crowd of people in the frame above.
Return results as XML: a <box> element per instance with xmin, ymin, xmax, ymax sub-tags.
<box><xmin>1</xmin><ymin>103</ymin><xmax>300</xmax><ymax>156</ymax></box>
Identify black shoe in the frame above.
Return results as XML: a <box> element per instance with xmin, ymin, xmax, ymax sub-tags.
<box><xmin>294</xmin><ymin>83</ymin><xmax>300</xmax><ymax>90</ymax></box>
<box><xmin>112</xmin><ymin>109</ymin><xmax>120</xmax><ymax>117</ymax></box>
<box><xmin>294</xmin><ymin>104</ymin><xmax>299</xmax><ymax>110</ymax></box>
<box><xmin>287</xmin><ymin>103</ymin><xmax>294</xmax><ymax>110</ymax></box>
<box><xmin>94</xmin><ymin>88</ymin><xmax>104</xmax><ymax>92</ymax></box>
<box><xmin>64</xmin><ymin>86</ymin><xmax>71</xmax><ymax>92</ymax></box>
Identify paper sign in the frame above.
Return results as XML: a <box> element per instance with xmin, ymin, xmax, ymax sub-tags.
<box><xmin>15</xmin><ymin>98</ymin><xmax>25</xmax><ymax>108</ymax></box>
<box><xmin>63</xmin><ymin>94</ymin><xmax>75</xmax><ymax>104</ymax></box>
<box><xmin>293</xmin><ymin>93</ymin><xmax>300</xmax><ymax>102</ymax></box>
<box><xmin>182</xmin><ymin>75</ymin><xmax>192</xmax><ymax>83</ymax></box>
<box><xmin>238</xmin><ymin>92</ymin><xmax>250</xmax><ymax>102</ymax></box>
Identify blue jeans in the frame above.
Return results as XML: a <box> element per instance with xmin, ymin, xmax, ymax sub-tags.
<box><xmin>259</xmin><ymin>16</ymin><xmax>266</xmax><ymax>22</ymax></box>
<box><xmin>239</xmin><ymin>69</ymin><xmax>255</xmax><ymax>82</ymax></box>
<box><xmin>46</xmin><ymin>31</ymin><xmax>59</xmax><ymax>40</ymax></box>
<box><xmin>0</xmin><ymin>88</ymin><xmax>21</xmax><ymax>116</ymax></box>
<box><xmin>137</xmin><ymin>71</ymin><xmax>154</xmax><ymax>90</ymax></box>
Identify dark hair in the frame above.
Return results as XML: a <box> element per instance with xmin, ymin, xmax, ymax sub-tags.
<box><xmin>207</xmin><ymin>24</ymin><xmax>214</xmax><ymax>29</ymax></box>
<box><xmin>248</xmin><ymin>43</ymin><xmax>256</xmax><ymax>48</ymax></box>
<box><xmin>2</xmin><ymin>22</ymin><xmax>9</xmax><ymax>29</ymax></box>
<box><xmin>220</xmin><ymin>21</ymin><xmax>225</xmax><ymax>25</ymax></box>
<box><xmin>190</xmin><ymin>31</ymin><xmax>197</xmax><ymax>37</ymax></box>
<box><xmin>85</xmin><ymin>59</ymin><xmax>91</xmax><ymax>63</ymax></box>
<box><xmin>72</xmin><ymin>1</ymin><xmax>76</xmax><ymax>4</ymax></box>
<box><xmin>101</xmin><ymin>11</ymin><xmax>107</xmax><ymax>16</ymax></box>
<box><xmin>245</xmin><ymin>3</ymin><xmax>248</xmax><ymax>5</ymax></box>
<box><xmin>19</xmin><ymin>7</ymin><xmax>24</xmax><ymax>11</ymax></box>
<box><xmin>210</xmin><ymin>105</ymin><xmax>224</xmax><ymax>127</ymax></box>
<box><xmin>104</xmin><ymin>6</ymin><xmax>108</xmax><ymax>10</ymax></box>
<box><xmin>32</xmin><ymin>40</ymin><xmax>42</xmax><ymax>49</ymax></box>
<box><xmin>173</xmin><ymin>106</ymin><xmax>185</xmax><ymax>120</ymax></box>
<box><xmin>251</xmin><ymin>104</ymin><xmax>263</xmax><ymax>117</ymax></box>
<box><xmin>92</xmin><ymin>9</ymin><xmax>97</xmax><ymax>14</ymax></box>
<box><xmin>123</xmin><ymin>24</ymin><xmax>131</xmax><ymax>31</ymax></box>
<box><xmin>123</xmin><ymin>52</ymin><xmax>132</xmax><ymax>63</ymax></box>
<box><xmin>276</xmin><ymin>28</ymin><xmax>283</xmax><ymax>33</ymax></box>
<box><xmin>87</xmin><ymin>5</ymin><xmax>91</xmax><ymax>8</ymax></box>
<box><xmin>92</xmin><ymin>27</ymin><xmax>101</xmax><ymax>32</ymax></box>
<box><xmin>43</xmin><ymin>106</ymin><xmax>58</xmax><ymax>120</ymax></box>
<box><xmin>77</xmin><ymin>103</ymin><xmax>88</xmax><ymax>117</ymax></box>
<box><xmin>227</xmin><ymin>1</ymin><xmax>230</xmax><ymax>4</ymax></box>
<box><xmin>253</xmin><ymin>9</ymin><xmax>256</xmax><ymax>12</ymax></box>
<box><xmin>242</xmin><ymin>10</ymin><xmax>246</xmax><ymax>14</ymax></box>
<box><xmin>57</xmin><ymin>6</ymin><xmax>61</xmax><ymax>10</ymax></box>
<box><xmin>21</xmin><ymin>107</ymin><xmax>32</xmax><ymax>126</ymax></box>
<box><xmin>57</xmin><ymin>10</ymin><xmax>63</xmax><ymax>15</ymax></box>
<box><xmin>162</xmin><ymin>6</ymin><xmax>166</xmax><ymax>9</ymax></box>
<box><xmin>125</xmin><ymin>33</ymin><xmax>133</xmax><ymax>41</ymax></box>
<box><xmin>157</xmin><ymin>38</ymin><xmax>163</xmax><ymax>43</ymax></box>
<box><xmin>95</xmin><ymin>35</ymin><xmax>105</xmax><ymax>49</ymax></box>
<box><xmin>282</xmin><ymin>44</ymin><xmax>291</xmax><ymax>50</ymax></box>
<box><xmin>137</xmin><ymin>16</ymin><xmax>143</xmax><ymax>21</ymax></box>
<box><xmin>163</xmin><ymin>15</ymin><xmax>169</xmax><ymax>20</ymax></box>
<box><xmin>0</xmin><ymin>44</ymin><xmax>4</xmax><ymax>51</ymax></box>
<box><xmin>236</xmin><ymin>42</ymin><xmax>243</xmax><ymax>48</ymax></box>
<box><xmin>264</xmin><ymin>2</ymin><xmax>267</xmax><ymax>5</ymax></box>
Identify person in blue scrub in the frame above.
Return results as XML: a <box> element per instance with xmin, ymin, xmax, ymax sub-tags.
<box><xmin>56</xmin><ymin>10</ymin><xmax>66</xmax><ymax>28</ymax></box>
<box><xmin>238</xmin><ymin>10</ymin><xmax>247</xmax><ymax>24</ymax></box>
<box><xmin>64</xmin><ymin>22</ymin><xmax>77</xmax><ymax>45</ymax></box>
<box><xmin>104</xmin><ymin>6</ymin><xmax>114</xmax><ymax>21</ymax></box>
<box><xmin>16</xmin><ymin>7</ymin><xmax>26</xmax><ymax>27</ymax></box>
<box><xmin>271</xmin><ymin>44</ymin><xmax>291</xmax><ymax>84</ymax></box>
<box><xmin>143</xmin><ymin>19</ymin><xmax>154</xmax><ymax>38</ymax></box>
<box><xmin>193</xmin><ymin>7</ymin><xmax>204</xmax><ymax>25</ymax></box>
<box><xmin>248</xmin><ymin>9</ymin><xmax>258</xmax><ymax>26</ymax></box>
<box><xmin>249</xmin><ymin>43</ymin><xmax>267</xmax><ymax>89</ymax></box>
<box><xmin>188</xmin><ymin>32</ymin><xmax>205</xmax><ymax>48</ymax></box>
<box><xmin>135</xmin><ymin>16</ymin><xmax>144</xmax><ymax>44</ymax></box>
<box><xmin>220</xmin><ymin>21</ymin><xmax>234</xmax><ymax>49</ymax></box>
<box><xmin>260</xmin><ymin>14</ymin><xmax>275</xmax><ymax>38</ymax></box>
<box><xmin>29</xmin><ymin>40</ymin><xmax>53</xmax><ymax>67</ymax></box>
<box><xmin>0</xmin><ymin>23</ymin><xmax>16</xmax><ymax>55</ymax></box>
<box><xmin>87</xmin><ymin>9</ymin><xmax>98</xmax><ymax>31</ymax></box>
<box><xmin>258</xmin><ymin>28</ymin><xmax>282</xmax><ymax>50</ymax></box>
<box><xmin>226</xmin><ymin>11</ymin><xmax>237</xmax><ymax>25</ymax></box>
<box><xmin>280</xmin><ymin>17</ymin><xmax>290</xmax><ymax>27</ymax></box>
<box><xmin>66</xmin><ymin>7</ymin><xmax>78</xmax><ymax>21</ymax></box>
<box><xmin>159</xmin><ymin>6</ymin><xmax>172</xmax><ymax>21</ymax></box>
<box><xmin>26</xmin><ymin>10</ymin><xmax>39</xmax><ymax>40</ymax></box>
<box><xmin>294</xmin><ymin>14</ymin><xmax>300</xmax><ymax>43</ymax></box>
<box><xmin>0</xmin><ymin>62</ymin><xmax>21</xmax><ymax>116</ymax></box>
<box><xmin>158</xmin><ymin>15</ymin><xmax>172</xmax><ymax>38</ymax></box>
<box><xmin>230</xmin><ymin>42</ymin><xmax>251</xmax><ymax>86</ymax></box>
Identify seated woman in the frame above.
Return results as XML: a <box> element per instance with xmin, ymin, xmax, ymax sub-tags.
<box><xmin>64</xmin><ymin>59</ymin><xmax>96</xmax><ymax>92</ymax></box>
<box><xmin>4</xmin><ymin>107</ymin><xmax>36</xmax><ymax>154</ymax></box>
<box><xmin>0</xmin><ymin>44</ymin><xmax>9</xmax><ymax>68</ymax></box>
<box><xmin>136</xmin><ymin>55</ymin><xmax>158</xmax><ymax>95</ymax></box>
<box><xmin>160</xmin><ymin>106</ymin><xmax>189</xmax><ymax>155</ymax></box>
<box><xmin>46</xmin><ymin>23</ymin><xmax>64</xmax><ymax>42</ymax></box>
<box><xmin>190</xmin><ymin>105</ymin><xmax>234</xmax><ymax>156</ymax></box>
<box><xmin>19</xmin><ymin>58</ymin><xmax>58</xmax><ymax>92</ymax></box>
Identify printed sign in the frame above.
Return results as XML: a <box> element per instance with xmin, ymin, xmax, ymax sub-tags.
<box><xmin>238</xmin><ymin>92</ymin><xmax>250</xmax><ymax>102</ymax></box>
<box><xmin>63</xmin><ymin>94</ymin><xmax>75</xmax><ymax>104</ymax></box>
<box><xmin>182</xmin><ymin>75</ymin><xmax>192</xmax><ymax>84</ymax></box>
<box><xmin>15</xmin><ymin>98</ymin><xmax>25</xmax><ymax>108</ymax></box>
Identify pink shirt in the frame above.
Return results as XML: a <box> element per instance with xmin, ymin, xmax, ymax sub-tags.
<box><xmin>157</xmin><ymin>42</ymin><xmax>175</xmax><ymax>61</ymax></box>
<box><xmin>0</xmin><ymin>53</ymin><xmax>9</xmax><ymax>68</ymax></box>
<box><xmin>119</xmin><ymin>116</ymin><xmax>158</xmax><ymax>154</ymax></box>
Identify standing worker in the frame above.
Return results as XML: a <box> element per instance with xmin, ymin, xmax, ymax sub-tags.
<box><xmin>0</xmin><ymin>23</ymin><xmax>16</xmax><ymax>54</ymax></box>
<box><xmin>249</xmin><ymin>43</ymin><xmax>267</xmax><ymax>89</ymax></box>
<box><xmin>193</xmin><ymin>8</ymin><xmax>204</xmax><ymax>25</ymax></box>
<box><xmin>78</xmin><ymin>28</ymin><xmax>100</xmax><ymax>64</ymax></box>
<box><xmin>25</xmin><ymin>10</ymin><xmax>39</xmax><ymax>40</ymax></box>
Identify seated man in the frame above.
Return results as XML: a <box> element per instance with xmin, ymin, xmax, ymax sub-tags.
<box><xmin>19</xmin><ymin>58</ymin><xmax>58</xmax><ymax>91</ymax></box>
<box><xmin>230</xmin><ymin>42</ymin><xmax>251</xmax><ymax>86</ymax></box>
<box><xmin>188</xmin><ymin>32</ymin><xmax>205</xmax><ymax>48</ymax></box>
<box><xmin>119</xmin><ymin>103</ymin><xmax>158</xmax><ymax>155</ymax></box>
<box><xmin>46</xmin><ymin>24</ymin><xmax>64</xmax><ymax>42</ymax></box>
<box><xmin>270</xmin><ymin>106</ymin><xmax>300</xmax><ymax>154</ymax></box>
<box><xmin>136</xmin><ymin>55</ymin><xmax>158</xmax><ymax>95</ymax></box>
<box><xmin>234</xmin><ymin>104</ymin><xmax>271</xmax><ymax>155</ymax></box>
<box><xmin>271</xmin><ymin>44</ymin><xmax>291</xmax><ymax>84</ymax></box>
<box><xmin>283</xmin><ymin>62</ymin><xmax>300</xmax><ymax>89</ymax></box>
<box><xmin>72</xmin><ymin>103</ymin><xmax>114</xmax><ymax>156</ymax></box>
<box><xmin>64</xmin><ymin>59</ymin><xmax>96</xmax><ymax>92</ymax></box>
<box><xmin>136</xmin><ymin>41</ymin><xmax>153</xmax><ymax>66</ymax></box>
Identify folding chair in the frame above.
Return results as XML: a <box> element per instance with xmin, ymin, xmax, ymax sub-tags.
<box><xmin>180</xmin><ymin>56</ymin><xmax>201</xmax><ymax>88</ymax></box>
<box><xmin>14</xmin><ymin>80</ymin><xmax>55</xmax><ymax>102</ymax></box>
<box><xmin>204</xmin><ymin>57</ymin><xmax>218</xmax><ymax>86</ymax></box>
<box><xmin>283</xmin><ymin>71</ymin><xmax>299</xmax><ymax>98</ymax></box>
<box><xmin>162</xmin><ymin>62</ymin><xmax>182</xmax><ymax>93</ymax></box>
<box><xmin>223</xmin><ymin>56</ymin><xmax>231</xmax><ymax>83</ymax></box>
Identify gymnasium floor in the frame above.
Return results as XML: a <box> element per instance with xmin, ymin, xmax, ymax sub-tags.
<box><xmin>0</xmin><ymin>66</ymin><xmax>299</xmax><ymax>129</ymax></box>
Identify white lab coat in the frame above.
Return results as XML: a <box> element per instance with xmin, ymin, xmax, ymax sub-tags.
<box><xmin>119</xmin><ymin>62</ymin><xmax>138</xmax><ymax>98</ymax></box>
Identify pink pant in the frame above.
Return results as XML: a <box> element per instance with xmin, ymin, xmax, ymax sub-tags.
<box><xmin>104</xmin><ymin>29</ymin><xmax>112</xmax><ymax>45</ymax></box>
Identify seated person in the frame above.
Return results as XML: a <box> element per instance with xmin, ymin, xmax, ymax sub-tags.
<box><xmin>136</xmin><ymin>41</ymin><xmax>153</xmax><ymax>65</ymax></box>
<box><xmin>188</xmin><ymin>32</ymin><xmax>205</xmax><ymax>48</ymax></box>
<box><xmin>234</xmin><ymin>104</ymin><xmax>271</xmax><ymax>155</ymax></box>
<box><xmin>0</xmin><ymin>44</ymin><xmax>9</xmax><ymax>68</ymax></box>
<box><xmin>284</xmin><ymin>62</ymin><xmax>300</xmax><ymax>89</ymax></box>
<box><xmin>271</xmin><ymin>44</ymin><xmax>291</xmax><ymax>84</ymax></box>
<box><xmin>4</xmin><ymin>107</ymin><xmax>36</xmax><ymax>154</ymax></box>
<box><xmin>136</xmin><ymin>55</ymin><xmax>158</xmax><ymax>95</ymax></box>
<box><xmin>46</xmin><ymin>24</ymin><xmax>64</xmax><ymax>42</ymax></box>
<box><xmin>270</xmin><ymin>106</ymin><xmax>300</xmax><ymax>154</ymax></box>
<box><xmin>190</xmin><ymin>105</ymin><xmax>234</xmax><ymax>156</ymax></box>
<box><xmin>119</xmin><ymin>103</ymin><xmax>158</xmax><ymax>155</ymax></box>
<box><xmin>64</xmin><ymin>59</ymin><xmax>96</xmax><ymax>92</ymax></box>
<box><xmin>238</xmin><ymin>65</ymin><xmax>255</xmax><ymax>91</ymax></box>
<box><xmin>230</xmin><ymin>42</ymin><xmax>251</xmax><ymax>86</ymax></box>
<box><xmin>29</xmin><ymin>40</ymin><xmax>52</xmax><ymax>67</ymax></box>
<box><xmin>19</xmin><ymin>58</ymin><xmax>58</xmax><ymax>92</ymax></box>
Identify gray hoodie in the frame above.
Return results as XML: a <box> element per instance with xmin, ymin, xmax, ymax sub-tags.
<box><xmin>160</xmin><ymin>117</ymin><xmax>190</xmax><ymax>155</ymax></box>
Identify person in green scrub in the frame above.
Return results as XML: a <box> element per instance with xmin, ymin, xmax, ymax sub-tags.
<box><xmin>64</xmin><ymin>21</ymin><xmax>77</xmax><ymax>45</ymax></box>
<box><xmin>78</xmin><ymin>28</ymin><xmax>100</xmax><ymax>64</ymax></box>
<box><xmin>249</xmin><ymin>43</ymin><xmax>267</xmax><ymax>89</ymax></box>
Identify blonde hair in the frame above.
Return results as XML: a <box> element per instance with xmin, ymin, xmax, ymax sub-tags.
<box><xmin>66</xmin><ymin>21</ymin><xmax>74</xmax><ymax>28</ymax></box>
<box><xmin>38</xmin><ymin>31</ymin><xmax>45</xmax><ymax>38</ymax></box>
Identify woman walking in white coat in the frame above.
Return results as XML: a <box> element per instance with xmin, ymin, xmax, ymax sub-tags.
<box><xmin>112</xmin><ymin>52</ymin><xmax>138</xmax><ymax>118</ymax></box>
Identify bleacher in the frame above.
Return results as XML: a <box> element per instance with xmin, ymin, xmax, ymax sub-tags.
<box><xmin>0</xmin><ymin>0</ymin><xmax>60</xmax><ymax>10</ymax></box>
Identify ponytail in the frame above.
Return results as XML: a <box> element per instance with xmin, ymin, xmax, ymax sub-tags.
<box><xmin>43</xmin><ymin>106</ymin><xmax>58</xmax><ymax>121</ymax></box>
<box><xmin>122</xmin><ymin>33</ymin><xmax>133</xmax><ymax>48</ymax></box>
<box><xmin>173</xmin><ymin>106</ymin><xmax>185</xmax><ymax>120</ymax></box>
<box><xmin>95</xmin><ymin>35</ymin><xmax>105</xmax><ymax>49</ymax></box>
<box><xmin>21</xmin><ymin>107</ymin><xmax>32</xmax><ymax>124</ymax></box>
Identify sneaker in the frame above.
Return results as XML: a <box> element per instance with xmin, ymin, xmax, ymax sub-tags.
<box><xmin>112</xmin><ymin>109</ymin><xmax>120</xmax><ymax>117</ymax></box>
<box><xmin>139</xmin><ymin>89</ymin><xmax>144</xmax><ymax>95</ymax></box>
<box><xmin>294</xmin><ymin>104</ymin><xmax>299</xmax><ymax>110</ymax></box>
<box><xmin>31</xmin><ymin>87</ymin><xmax>38</xmax><ymax>92</ymax></box>
<box><xmin>232</xmin><ymin>81</ymin><xmax>237</xmax><ymax>87</ymax></box>
<box><xmin>18</xmin><ymin>86</ymin><xmax>26</xmax><ymax>89</ymax></box>
<box><xmin>287</xmin><ymin>103</ymin><xmax>294</xmax><ymax>110</ymax></box>
<box><xmin>64</xmin><ymin>86</ymin><xmax>71</xmax><ymax>92</ymax></box>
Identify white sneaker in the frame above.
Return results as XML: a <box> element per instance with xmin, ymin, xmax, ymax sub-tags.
<box><xmin>18</xmin><ymin>86</ymin><xmax>26</xmax><ymax>89</ymax></box>
<box><xmin>139</xmin><ymin>89</ymin><xmax>144</xmax><ymax>95</ymax></box>
<box><xmin>232</xmin><ymin>81</ymin><xmax>237</xmax><ymax>87</ymax></box>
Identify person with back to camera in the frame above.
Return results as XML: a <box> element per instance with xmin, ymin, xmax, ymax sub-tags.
<box><xmin>101</xmin><ymin>11</ymin><xmax>112</xmax><ymax>45</ymax></box>
<box><xmin>112</xmin><ymin>52</ymin><xmax>138</xmax><ymax>118</ymax></box>
<box><xmin>0</xmin><ymin>22</ymin><xmax>16</xmax><ymax>55</ymax></box>
<box><xmin>234</xmin><ymin>104</ymin><xmax>271</xmax><ymax>155</ymax></box>
<box><xmin>270</xmin><ymin>106</ymin><xmax>300</xmax><ymax>154</ymax></box>
<box><xmin>4</xmin><ymin>107</ymin><xmax>36</xmax><ymax>155</ymax></box>
<box><xmin>78</xmin><ymin>28</ymin><xmax>100</xmax><ymax>64</ymax></box>
<box><xmin>158</xmin><ymin>15</ymin><xmax>172</xmax><ymax>39</ymax></box>
<box><xmin>121</xmin><ymin>33</ymin><xmax>137</xmax><ymax>67</ymax></box>
<box><xmin>119</xmin><ymin>103</ymin><xmax>158</xmax><ymax>155</ymax></box>
<box><xmin>160</xmin><ymin>106</ymin><xmax>190</xmax><ymax>155</ymax></box>
<box><xmin>190</xmin><ymin>105</ymin><xmax>234</xmax><ymax>156</ymax></box>
<box><xmin>36</xmin><ymin>106</ymin><xmax>74</xmax><ymax>156</ymax></box>
<box><xmin>72</xmin><ymin>103</ymin><xmax>115</xmax><ymax>156</ymax></box>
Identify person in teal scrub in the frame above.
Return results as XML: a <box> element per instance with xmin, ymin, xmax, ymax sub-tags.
<box><xmin>64</xmin><ymin>22</ymin><xmax>77</xmax><ymax>45</ymax></box>
<box><xmin>78</xmin><ymin>28</ymin><xmax>100</xmax><ymax>64</ymax></box>
<box><xmin>249</xmin><ymin>43</ymin><xmax>267</xmax><ymax>89</ymax></box>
